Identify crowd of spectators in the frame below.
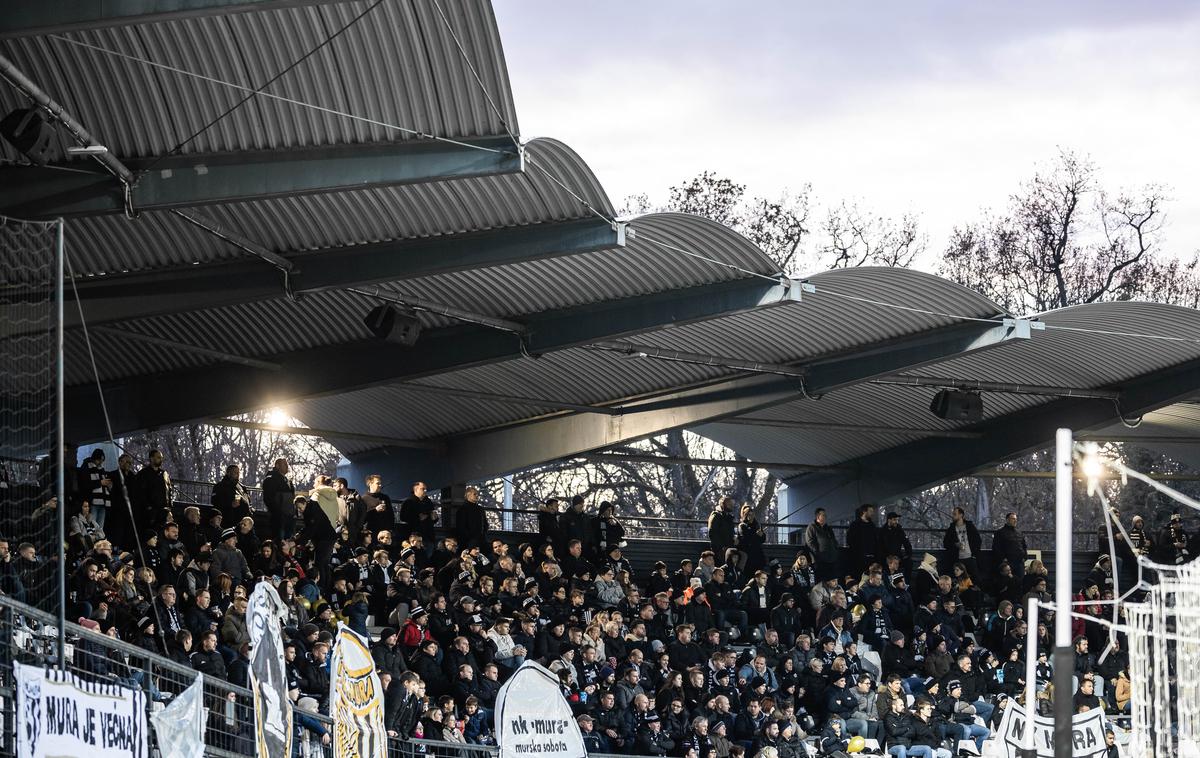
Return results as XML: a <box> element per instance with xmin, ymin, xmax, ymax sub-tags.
<box><xmin>2</xmin><ymin>449</ymin><xmax>1183</xmax><ymax>758</ymax></box>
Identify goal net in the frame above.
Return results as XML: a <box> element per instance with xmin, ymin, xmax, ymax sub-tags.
<box><xmin>1081</xmin><ymin>447</ymin><xmax>1200</xmax><ymax>758</ymax></box>
<box><xmin>0</xmin><ymin>214</ymin><xmax>62</xmax><ymax>617</ymax></box>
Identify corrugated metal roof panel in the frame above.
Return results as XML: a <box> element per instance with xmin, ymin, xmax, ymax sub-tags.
<box><xmin>0</xmin><ymin>0</ymin><xmax>518</xmax><ymax>161</ymax></box>
<box><xmin>290</xmin><ymin>346</ymin><xmax>735</xmax><ymax>452</ymax></box>
<box><xmin>60</xmin><ymin>137</ymin><xmax>611</xmax><ymax>277</ymax></box>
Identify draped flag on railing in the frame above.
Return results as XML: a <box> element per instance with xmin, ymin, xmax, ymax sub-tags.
<box><xmin>149</xmin><ymin>673</ymin><xmax>205</xmax><ymax>758</ymax></box>
<box><xmin>15</xmin><ymin>661</ymin><xmax>148</xmax><ymax>758</ymax></box>
<box><xmin>249</xmin><ymin>581</ymin><xmax>293</xmax><ymax>758</ymax></box>
<box><xmin>329</xmin><ymin>624</ymin><xmax>387</xmax><ymax>758</ymax></box>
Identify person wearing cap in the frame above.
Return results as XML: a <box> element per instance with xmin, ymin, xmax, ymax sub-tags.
<box><xmin>1156</xmin><ymin>513</ymin><xmax>1193</xmax><ymax>565</ymax></box>
<box><xmin>576</xmin><ymin>712</ymin><xmax>605</xmax><ymax>753</ymax></box>
<box><xmin>937</xmin><ymin>678</ymin><xmax>989</xmax><ymax>752</ymax></box>
<box><xmin>815</xmin><ymin>715</ymin><xmax>850</xmax><ymax>757</ymax></box>
<box><xmin>209</xmin><ymin>525</ymin><xmax>251</xmax><ymax>587</ymax></box>
<box><xmin>880</xmin><ymin>510</ymin><xmax>914</xmax><ymax>575</ymax></box>
<box><xmin>594</xmin><ymin>563</ymin><xmax>624</xmax><ymax>609</ymax></box>
<box><xmin>409</xmin><ymin>637</ymin><xmax>447</xmax><ymax>696</ymax></box>
<box><xmin>399</xmin><ymin>604</ymin><xmax>433</xmax><ymax>656</ymax></box>
<box><xmin>848</xmin><ymin>673</ymin><xmax>885</xmax><ymax>744</ymax></box>
<box><xmin>636</xmin><ymin>708</ymin><xmax>675</xmax><ymax>756</ymax></box>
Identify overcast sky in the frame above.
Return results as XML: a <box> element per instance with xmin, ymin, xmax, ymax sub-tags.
<box><xmin>495</xmin><ymin>1</ymin><xmax>1200</xmax><ymax>273</ymax></box>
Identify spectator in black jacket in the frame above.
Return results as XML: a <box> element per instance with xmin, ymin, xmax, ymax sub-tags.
<box><xmin>191</xmin><ymin>630</ymin><xmax>227</xmax><ymax>681</ymax></box>
<box><xmin>133</xmin><ymin>450</ymin><xmax>173</xmax><ymax>527</ymax></box>
<box><xmin>942</xmin><ymin>507</ymin><xmax>983</xmax><ymax>582</ymax></box>
<box><xmin>211</xmin><ymin>465</ymin><xmax>252</xmax><ymax>527</ymax></box>
<box><xmin>845</xmin><ymin>504</ymin><xmax>879</xmax><ymax>577</ymax></box>
<box><xmin>992</xmin><ymin>512</ymin><xmax>1028</xmax><ymax>581</ymax></box>
<box><xmin>361</xmin><ymin>475</ymin><xmax>395</xmax><ymax>541</ymax></box>
<box><xmin>708</xmin><ymin>498</ymin><xmax>737</xmax><ymax>564</ymax></box>
<box><xmin>295</xmin><ymin>495</ymin><xmax>336</xmax><ymax>591</ymax></box>
<box><xmin>879</xmin><ymin>511</ymin><xmax>914</xmax><ymax>576</ymax></box>
<box><xmin>399</xmin><ymin>481</ymin><xmax>436</xmax><ymax>551</ymax></box>
<box><xmin>260</xmin><ymin>458</ymin><xmax>295</xmax><ymax>545</ymax></box>
<box><xmin>385</xmin><ymin>672</ymin><xmax>423</xmax><ymax>738</ymax></box>
<box><xmin>454</xmin><ymin>486</ymin><xmax>488</xmax><ymax>551</ymax></box>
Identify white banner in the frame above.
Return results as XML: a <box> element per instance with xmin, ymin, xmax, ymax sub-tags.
<box><xmin>249</xmin><ymin>581</ymin><xmax>293</xmax><ymax>758</ymax></box>
<box><xmin>149</xmin><ymin>673</ymin><xmax>205</xmax><ymax>758</ymax></box>
<box><xmin>496</xmin><ymin>661</ymin><xmax>585</xmax><ymax>758</ymax></box>
<box><xmin>329</xmin><ymin>624</ymin><xmax>388</xmax><ymax>758</ymax></box>
<box><xmin>995</xmin><ymin>703</ymin><xmax>1109</xmax><ymax>758</ymax></box>
<box><xmin>15</xmin><ymin>661</ymin><xmax>148</xmax><ymax>758</ymax></box>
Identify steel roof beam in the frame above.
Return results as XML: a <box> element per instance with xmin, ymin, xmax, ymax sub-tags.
<box><xmin>63</xmin><ymin>276</ymin><xmax>797</xmax><ymax>442</ymax></box>
<box><xmin>0</xmin><ymin>137</ymin><xmax>522</xmax><ymax>220</ymax></box>
<box><xmin>444</xmin><ymin>319</ymin><xmax>1029</xmax><ymax>480</ymax></box>
<box><xmin>0</xmin><ymin>217</ymin><xmax>620</xmax><ymax>335</ymax></box>
<box><xmin>778</xmin><ymin>356</ymin><xmax>1200</xmax><ymax>518</ymax></box>
<box><xmin>0</xmin><ymin>1</ymin><xmax>349</xmax><ymax>38</ymax></box>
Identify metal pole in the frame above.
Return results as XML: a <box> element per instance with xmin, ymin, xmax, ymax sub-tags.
<box><xmin>502</xmin><ymin>475</ymin><xmax>513</xmax><ymax>531</ymax></box>
<box><xmin>55</xmin><ymin>219</ymin><xmax>66</xmax><ymax>667</ymax></box>
<box><xmin>1021</xmin><ymin>596</ymin><xmax>1039</xmax><ymax>758</ymax></box>
<box><xmin>1053</xmin><ymin>428</ymin><xmax>1074</xmax><ymax>758</ymax></box>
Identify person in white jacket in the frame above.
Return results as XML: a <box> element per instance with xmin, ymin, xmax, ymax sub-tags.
<box><xmin>486</xmin><ymin>618</ymin><xmax>527</xmax><ymax>670</ymax></box>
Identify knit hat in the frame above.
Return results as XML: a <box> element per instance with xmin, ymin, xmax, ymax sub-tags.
<box><xmin>889</xmin><ymin>630</ymin><xmax>905</xmax><ymax>643</ymax></box>
<box><xmin>599</xmin><ymin>665</ymin><xmax>615</xmax><ymax>679</ymax></box>
<box><xmin>380</xmin><ymin>627</ymin><xmax>397</xmax><ymax>640</ymax></box>
<box><xmin>78</xmin><ymin>617</ymin><xmax>100</xmax><ymax>631</ymax></box>
<box><xmin>469</xmin><ymin>614</ymin><xmax>483</xmax><ymax>625</ymax></box>
<box><xmin>352</xmin><ymin>547</ymin><xmax>368</xmax><ymax>557</ymax></box>
<box><xmin>401</xmin><ymin>548</ymin><xmax>415</xmax><ymax>559</ymax></box>
<box><xmin>947</xmin><ymin>679</ymin><xmax>962</xmax><ymax>691</ymax></box>
<box><xmin>409</xmin><ymin>605</ymin><xmax>427</xmax><ymax>618</ymax></box>
<box><xmin>220</xmin><ymin>528</ymin><xmax>237</xmax><ymax>542</ymax></box>
<box><xmin>137</xmin><ymin>616</ymin><xmax>155</xmax><ymax>632</ymax></box>
<box><xmin>644</xmin><ymin>711</ymin><xmax>660</xmax><ymax>723</ymax></box>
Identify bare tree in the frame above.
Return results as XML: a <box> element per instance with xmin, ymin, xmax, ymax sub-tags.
<box><xmin>939</xmin><ymin>149</ymin><xmax>1192</xmax><ymax>313</ymax></box>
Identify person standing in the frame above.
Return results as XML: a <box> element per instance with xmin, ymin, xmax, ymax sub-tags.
<box><xmin>134</xmin><ymin>449</ymin><xmax>173</xmax><ymax>526</ymax></box>
<box><xmin>362</xmin><ymin>475</ymin><xmax>395</xmax><ymax>542</ymax></box>
<box><xmin>77</xmin><ymin>449</ymin><xmax>113</xmax><ymax>529</ymax></box>
<box><xmin>804</xmin><ymin>508</ymin><xmax>840</xmax><ymax>581</ymax></box>
<box><xmin>296</xmin><ymin>495</ymin><xmax>337</xmax><ymax>593</ymax></box>
<box><xmin>737</xmin><ymin>504</ymin><xmax>767</xmax><ymax>575</ymax></box>
<box><xmin>454</xmin><ymin>486</ymin><xmax>488</xmax><ymax>551</ymax></box>
<box><xmin>399</xmin><ymin>481</ymin><xmax>436</xmax><ymax>549</ymax></box>
<box><xmin>845</xmin><ymin>504</ymin><xmax>879</xmax><ymax>577</ymax></box>
<box><xmin>942</xmin><ymin>507</ymin><xmax>982</xmax><ymax>582</ymax></box>
<box><xmin>261</xmin><ymin>458</ymin><xmax>295</xmax><ymax>545</ymax></box>
<box><xmin>211</xmin><ymin>465</ymin><xmax>252</xmax><ymax>527</ymax></box>
<box><xmin>879</xmin><ymin>511</ymin><xmax>914</xmax><ymax>577</ymax></box>
<box><xmin>537</xmin><ymin>498</ymin><xmax>561</xmax><ymax>548</ymax></box>
<box><xmin>991</xmin><ymin>512</ymin><xmax>1027</xmax><ymax>582</ymax></box>
<box><xmin>336</xmin><ymin>477</ymin><xmax>366</xmax><ymax>544</ymax></box>
<box><xmin>708</xmin><ymin>497</ymin><xmax>737</xmax><ymax>563</ymax></box>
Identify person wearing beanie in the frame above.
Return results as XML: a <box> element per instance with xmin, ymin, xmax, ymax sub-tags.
<box><xmin>209</xmin><ymin>525</ymin><xmax>251</xmax><ymax>587</ymax></box>
<box><xmin>371</xmin><ymin>626</ymin><xmax>406</xmax><ymax>681</ymax></box>
<box><xmin>635</xmin><ymin>708</ymin><xmax>675</xmax><ymax>756</ymax></box>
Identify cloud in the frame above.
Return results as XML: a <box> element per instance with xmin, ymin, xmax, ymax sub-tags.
<box><xmin>496</xmin><ymin>2</ymin><xmax>1200</xmax><ymax>266</ymax></box>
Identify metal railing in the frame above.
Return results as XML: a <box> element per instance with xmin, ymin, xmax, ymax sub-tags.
<box><xmin>169</xmin><ymin>477</ymin><xmax>1097</xmax><ymax>553</ymax></box>
<box><xmin>0</xmin><ymin>594</ymin><xmax>644</xmax><ymax>758</ymax></box>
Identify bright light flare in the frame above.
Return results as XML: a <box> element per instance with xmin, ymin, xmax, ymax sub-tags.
<box><xmin>1079</xmin><ymin>442</ymin><xmax>1105</xmax><ymax>496</ymax></box>
<box><xmin>265</xmin><ymin>407</ymin><xmax>289</xmax><ymax>428</ymax></box>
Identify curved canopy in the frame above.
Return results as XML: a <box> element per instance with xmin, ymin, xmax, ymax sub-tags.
<box><xmin>2</xmin><ymin>1</ymin><xmax>1199</xmax><ymax>506</ymax></box>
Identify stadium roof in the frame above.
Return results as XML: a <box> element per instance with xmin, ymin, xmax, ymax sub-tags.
<box><xmin>3</xmin><ymin>0</ymin><xmax>1200</xmax><ymax>513</ymax></box>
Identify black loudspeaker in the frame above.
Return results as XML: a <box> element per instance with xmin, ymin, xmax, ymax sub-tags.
<box><xmin>930</xmin><ymin>389</ymin><xmax>983</xmax><ymax>422</ymax></box>
<box><xmin>0</xmin><ymin>108</ymin><xmax>57</xmax><ymax>165</ymax></box>
<box><xmin>363</xmin><ymin>303</ymin><xmax>421</xmax><ymax>346</ymax></box>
